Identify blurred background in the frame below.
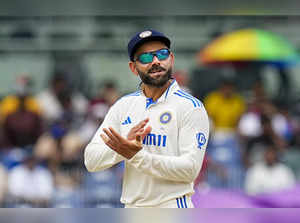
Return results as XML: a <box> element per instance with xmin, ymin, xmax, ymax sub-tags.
<box><xmin>1</xmin><ymin>1</ymin><xmax>300</xmax><ymax>209</ymax></box>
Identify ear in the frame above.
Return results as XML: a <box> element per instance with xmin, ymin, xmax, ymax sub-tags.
<box><xmin>129</xmin><ymin>61</ymin><xmax>139</xmax><ymax>76</ymax></box>
<box><xmin>169</xmin><ymin>52</ymin><xmax>175</xmax><ymax>70</ymax></box>
<box><xmin>170</xmin><ymin>52</ymin><xmax>175</xmax><ymax>66</ymax></box>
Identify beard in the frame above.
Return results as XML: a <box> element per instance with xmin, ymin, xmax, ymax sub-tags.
<box><xmin>137</xmin><ymin>64</ymin><xmax>172</xmax><ymax>87</ymax></box>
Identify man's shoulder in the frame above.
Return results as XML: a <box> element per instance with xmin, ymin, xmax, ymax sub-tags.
<box><xmin>122</xmin><ymin>90</ymin><xmax>143</xmax><ymax>98</ymax></box>
<box><xmin>171</xmin><ymin>88</ymin><xmax>204</xmax><ymax>110</ymax></box>
<box><xmin>112</xmin><ymin>90</ymin><xmax>142</xmax><ymax>107</ymax></box>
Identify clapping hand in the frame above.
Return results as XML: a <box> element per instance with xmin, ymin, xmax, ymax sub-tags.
<box><xmin>100</xmin><ymin>118</ymin><xmax>152</xmax><ymax>159</ymax></box>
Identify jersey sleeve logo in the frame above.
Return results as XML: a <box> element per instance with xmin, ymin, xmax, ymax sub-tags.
<box><xmin>196</xmin><ymin>132</ymin><xmax>207</xmax><ymax>149</ymax></box>
<box><xmin>159</xmin><ymin>112</ymin><xmax>172</xmax><ymax>124</ymax></box>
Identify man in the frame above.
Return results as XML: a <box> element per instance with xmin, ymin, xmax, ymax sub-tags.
<box><xmin>84</xmin><ymin>29</ymin><xmax>209</xmax><ymax>208</ymax></box>
<box><xmin>245</xmin><ymin>144</ymin><xmax>295</xmax><ymax>195</ymax></box>
<box><xmin>8</xmin><ymin>150</ymin><xmax>54</xmax><ymax>207</ymax></box>
<box><xmin>204</xmin><ymin>77</ymin><xmax>245</xmax><ymax>132</ymax></box>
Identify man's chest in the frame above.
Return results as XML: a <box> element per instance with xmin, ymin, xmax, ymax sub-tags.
<box><xmin>119</xmin><ymin>103</ymin><xmax>179</xmax><ymax>153</ymax></box>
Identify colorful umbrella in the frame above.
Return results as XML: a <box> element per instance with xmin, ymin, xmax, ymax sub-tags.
<box><xmin>199</xmin><ymin>29</ymin><xmax>299</xmax><ymax>67</ymax></box>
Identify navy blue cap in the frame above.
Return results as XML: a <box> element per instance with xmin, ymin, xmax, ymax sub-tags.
<box><xmin>128</xmin><ymin>29</ymin><xmax>171</xmax><ymax>61</ymax></box>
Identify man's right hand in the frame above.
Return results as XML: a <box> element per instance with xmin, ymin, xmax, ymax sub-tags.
<box><xmin>127</xmin><ymin>118</ymin><xmax>151</xmax><ymax>141</ymax></box>
<box><xmin>100</xmin><ymin>118</ymin><xmax>152</xmax><ymax>159</ymax></box>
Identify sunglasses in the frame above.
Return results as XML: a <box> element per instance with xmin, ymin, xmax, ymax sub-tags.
<box><xmin>135</xmin><ymin>48</ymin><xmax>171</xmax><ymax>64</ymax></box>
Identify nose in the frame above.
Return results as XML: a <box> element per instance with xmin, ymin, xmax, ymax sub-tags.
<box><xmin>151</xmin><ymin>55</ymin><xmax>160</xmax><ymax>64</ymax></box>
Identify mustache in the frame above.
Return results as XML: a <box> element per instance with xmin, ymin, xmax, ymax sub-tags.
<box><xmin>148</xmin><ymin>65</ymin><xmax>166</xmax><ymax>73</ymax></box>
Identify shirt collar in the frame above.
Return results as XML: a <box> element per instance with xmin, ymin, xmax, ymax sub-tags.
<box><xmin>143</xmin><ymin>79</ymin><xmax>180</xmax><ymax>109</ymax></box>
<box><xmin>159</xmin><ymin>79</ymin><xmax>179</xmax><ymax>102</ymax></box>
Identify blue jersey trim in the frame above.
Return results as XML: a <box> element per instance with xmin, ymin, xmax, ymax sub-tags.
<box><xmin>146</xmin><ymin>98</ymin><xmax>156</xmax><ymax>109</ymax></box>
<box><xmin>164</xmin><ymin>79</ymin><xmax>175</xmax><ymax>99</ymax></box>
<box><xmin>180</xmin><ymin>197</ymin><xmax>184</xmax><ymax>208</ymax></box>
<box><xmin>174</xmin><ymin>90</ymin><xmax>202</xmax><ymax>108</ymax></box>
<box><xmin>174</xmin><ymin>92</ymin><xmax>197</xmax><ymax>107</ymax></box>
<box><xmin>177</xmin><ymin>90</ymin><xmax>202</xmax><ymax>107</ymax></box>
<box><xmin>176</xmin><ymin>196</ymin><xmax>188</xmax><ymax>208</ymax></box>
<box><xmin>183</xmin><ymin>195</ymin><xmax>187</xmax><ymax>208</ymax></box>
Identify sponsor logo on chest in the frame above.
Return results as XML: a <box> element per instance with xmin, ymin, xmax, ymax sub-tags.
<box><xmin>143</xmin><ymin>133</ymin><xmax>167</xmax><ymax>147</ymax></box>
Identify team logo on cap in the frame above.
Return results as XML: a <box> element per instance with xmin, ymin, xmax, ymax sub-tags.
<box><xmin>159</xmin><ymin>112</ymin><xmax>172</xmax><ymax>124</ymax></box>
<box><xmin>139</xmin><ymin>31</ymin><xmax>152</xmax><ymax>38</ymax></box>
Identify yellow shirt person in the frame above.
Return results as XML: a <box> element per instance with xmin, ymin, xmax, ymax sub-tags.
<box><xmin>0</xmin><ymin>95</ymin><xmax>41</xmax><ymax>121</ymax></box>
<box><xmin>204</xmin><ymin>80</ymin><xmax>245</xmax><ymax>132</ymax></box>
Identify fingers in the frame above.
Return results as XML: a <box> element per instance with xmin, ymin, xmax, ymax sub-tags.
<box><xmin>132</xmin><ymin>118</ymin><xmax>149</xmax><ymax>132</ymax></box>
<box><xmin>100</xmin><ymin>133</ymin><xmax>109</xmax><ymax>143</ymax></box>
<box><xmin>135</xmin><ymin>125</ymin><xmax>152</xmax><ymax>143</ymax></box>
<box><xmin>102</xmin><ymin>127</ymin><xmax>124</xmax><ymax>150</ymax></box>
<box><xmin>137</xmin><ymin>118</ymin><xmax>149</xmax><ymax>129</ymax></box>
<box><xmin>137</xmin><ymin>118</ymin><xmax>149</xmax><ymax>126</ymax></box>
<box><xmin>101</xmin><ymin>127</ymin><xmax>142</xmax><ymax>159</ymax></box>
<box><xmin>100</xmin><ymin>133</ymin><xmax>119</xmax><ymax>151</ymax></box>
<box><xmin>103</xmin><ymin>128</ymin><xmax>119</xmax><ymax>142</ymax></box>
<box><xmin>102</xmin><ymin>123</ymin><xmax>151</xmax><ymax>151</ymax></box>
<box><xmin>141</xmin><ymin>126</ymin><xmax>152</xmax><ymax>140</ymax></box>
<box><xmin>108</xmin><ymin>127</ymin><xmax>124</xmax><ymax>141</ymax></box>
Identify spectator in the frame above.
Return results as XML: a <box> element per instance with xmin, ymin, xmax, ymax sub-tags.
<box><xmin>239</xmin><ymin>100</ymin><xmax>288</xmax><ymax>167</ymax></box>
<box><xmin>238</xmin><ymin>81</ymin><xmax>290</xmax><ymax>167</ymax></box>
<box><xmin>2</xmin><ymin>97</ymin><xmax>43</xmax><ymax>149</ymax></box>
<box><xmin>0</xmin><ymin>75</ymin><xmax>44</xmax><ymax>150</ymax></box>
<box><xmin>244</xmin><ymin>144</ymin><xmax>296</xmax><ymax>195</ymax></box>
<box><xmin>204</xmin><ymin>77</ymin><xmax>245</xmax><ymax>133</ymax></box>
<box><xmin>240</xmin><ymin>100</ymin><xmax>289</xmax><ymax>146</ymax></box>
<box><xmin>90</xmin><ymin>81</ymin><xmax>120</xmax><ymax>107</ymax></box>
<box><xmin>78</xmin><ymin>102</ymin><xmax>109</xmax><ymax>145</ymax></box>
<box><xmin>237</xmin><ymin>80</ymin><xmax>268</xmax><ymax>142</ymax></box>
<box><xmin>0</xmin><ymin>75</ymin><xmax>41</xmax><ymax>121</ymax></box>
<box><xmin>36</xmin><ymin>72</ymin><xmax>88</xmax><ymax>126</ymax></box>
<box><xmin>7</xmin><ymin>150</ymin><xmax>54</xmax><ymax>207</ymax></box>
<box><xmin>77</xmin><ymin>81</ymin><xmax>116</xmax><ymax>144</ymax></box>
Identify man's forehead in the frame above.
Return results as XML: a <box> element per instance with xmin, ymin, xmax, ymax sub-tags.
<box><xmin>135</xmin><ymin>41</ymin><xmax>168</xmax><ymax>55</ymax></box>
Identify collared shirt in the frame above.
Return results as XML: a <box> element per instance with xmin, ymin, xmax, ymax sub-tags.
<box><xmin>245</xmin><ymin>162</ymin><xmax>296</xmax><ymax>195</ymax></box>
<box><xmin>84</xmin><ymin>80</ymin><xmax>209</xmax><ymax>207</ymax></box>
<box><xmin>8</xmin><ymin>165</ymin><xmax>54</xmax><ymax>200</ymax></box>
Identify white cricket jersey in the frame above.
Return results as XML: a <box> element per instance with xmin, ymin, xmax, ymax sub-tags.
<box><xmin>84</xmin><ymin>80</ymin><xmax>209</xmax><ymax>207</ymax></box>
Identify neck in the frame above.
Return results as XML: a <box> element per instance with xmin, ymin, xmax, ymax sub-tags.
<box><xmin>142</xmin><ymin>80</ymin><xmax>172</xmax><ymax>101</ymax></box>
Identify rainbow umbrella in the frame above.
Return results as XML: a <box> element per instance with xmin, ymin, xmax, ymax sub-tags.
<box><xmin>199</xmin><ymin>29</ymin><xmax>299</xmax><ymax>67</ymax></box>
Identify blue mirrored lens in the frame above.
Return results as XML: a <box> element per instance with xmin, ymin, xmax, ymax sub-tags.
<box><xmin>156</xmin><ymin>49</ymin><xmax>170</xmax><ymax>60</ymax></box>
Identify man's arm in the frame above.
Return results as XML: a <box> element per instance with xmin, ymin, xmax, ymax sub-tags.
<box><xmin>101</xmin><ymin>106</ymin><xmax>209</xmax><ymax>183</ymax></box>
<box><xmin>128</xmin><ymin>107</ymin><xmax>209</xmax><ymax>183</ymax></box>
<box><xmin>84</xmin><ymin>104</ymin><xmax>125</xmax><ymax>172</ymax></box>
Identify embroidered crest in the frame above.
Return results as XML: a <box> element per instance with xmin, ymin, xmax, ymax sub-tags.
<box><xmin>159</xmin><ymin>112</ymin><xmax>172</xmax><ymax>124</ymax></box>
<box><xmin>139</xmin><ymin>30</ymin><xmax>152</xmax><ymax>38</ymax></box>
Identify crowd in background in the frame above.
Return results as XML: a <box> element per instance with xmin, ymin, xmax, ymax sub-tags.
<box><xmin>0</xmin><ymin>67</ymin><xmax>300</xmax><ymax>208</ymax></box>
<box><xmin>197</xmin><ymin>74</ymin><xmax>300</xmax><ymax>195</ymax></box>
<box><xmin>0</xmin><ymin>72</ymin><xmax>123</xmax><ymax>207</ymax></box>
